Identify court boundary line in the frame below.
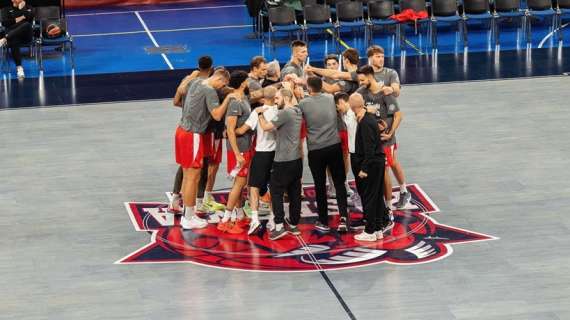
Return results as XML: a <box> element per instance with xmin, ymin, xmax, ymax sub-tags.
<box><xmin>71</xmin><ymin>24</ymin><xmax>253</xmax><ymax>37</ymax></box>
<box><xmin>67</xmin><ymin>4</ymin><xmax>246</xmax><ymax>17</ymax></box>
<box><xmin>134</xmin><ymin>11</ymin><xmax>174</xmax><ymax>70</ymax></box>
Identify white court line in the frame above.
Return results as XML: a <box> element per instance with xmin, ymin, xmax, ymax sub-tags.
<box><xmin>67</xmin><ymin>4</ymin><xmax>246</xmax><ymax>17</ymax></box>
<box><xmin>134</xmin><ymin>11</ymin><xmax>174</xmax><ymax>70</ymax></box>
<box><xmin>538</xmin><ymin>22</ymin><xmax>570</xmax><ymax>48</ymax></box>
<box><xmin>71</xmin><ymin>24</ymin><xmax>252</xmax><ymax>37</ymax></box>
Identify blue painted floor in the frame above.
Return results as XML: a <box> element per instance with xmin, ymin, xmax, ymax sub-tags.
<box><xmin>2</xmin><ymin>0</ymin><xmax>570</xmax><ymax>79</ymax></box>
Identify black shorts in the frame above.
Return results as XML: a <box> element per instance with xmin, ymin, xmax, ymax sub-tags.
<box><xmin>248</xmin><ymin>151</ymin><xmax>275</xmax><ymax>189</ymax></box>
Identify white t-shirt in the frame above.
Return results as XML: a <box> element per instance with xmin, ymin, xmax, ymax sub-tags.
<box><xmin>245</xmin><ymin>104</ymin><xmax>279</xmax><ymax>152</ymax></box>
<box><xmin>343</xmin><ymin>109</ymin><xmax>357</xmax><ymax>154</ymax></box>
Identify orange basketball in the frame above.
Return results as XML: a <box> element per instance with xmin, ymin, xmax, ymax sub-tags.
<box><xmin>46</xmin><ymin>24</ymin><xmax>62</xmax><ymax>38</ymax></box>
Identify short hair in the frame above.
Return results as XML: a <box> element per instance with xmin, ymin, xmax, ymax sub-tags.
<box><xmin>324</xmin><ymin>54</ymin><xmax>339</xmax><ymax>65</ymax></box>
<box><xmin>342</xmin><ymin>48</ymin><xmax>360</xmax><ymax>65</ymax></box>
<box><xmin>198</xmin><ymin>56</ymin><xmax>213</xmax><ymax>71</ymax></box>
<box><xmin>266</xmin><ymin>60</ymin><xmax>280</xmax><ymax>77</ymax></box>
<box><xmin>334</xmin><ymin>92</ymin><xmax>349</xmax><ymax>105</ymax></box>
<box><xmin>307</xmin><ymin>76</ymin><xmax>323</xmax><ymax>93</ymax></box>
<box><xmin>212</xmin><ymin>68</ymin><xmax>230</xmax><ymax>82</ymax></box>
<box><xmin>366</xmin><ymin>45</ymin><xmax>385</xmax><ymax>57</ymax></box>
<box><xmin>280</xmin><ymin>88</ymin><xmax>294</xmax><ymax>101</ymax></box>
<box><xmin>229</xmin><ymin>70</ymin><xmax>249</xmax><ymax>89</ymax></box>
<box><xmin>250</xmin><ymin>56</ymin><xmax>266</xmax><ymax>71</ymax></box>
<box><xmin>263</xmin><ymin>86</ymin><xmax>277</xmax><ymax>100</ymax></box>
<box><xmin>291</xmin><ymin>40</ymin><xmax>307</xmax><ymax>49</ymax></box>
<box><xmin>356</xmin><ymin>65</ymin><xmax>375</xmax><ymax>76</ymax></box>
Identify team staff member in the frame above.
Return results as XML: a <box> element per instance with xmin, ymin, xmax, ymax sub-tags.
<box><xmin>218</xmin><ymin>71</ymin><xmax>254</xmax><ymax>234</ymax></box>
<box><xmin>236</xmin><ymin>86</ymin><xmax>280</xmax><ymax>235</ymax></box>
<box><xmin>0</xmin><ymin>0</ymin><xmax>34</xmax><ymax>78</ymax></box>
<box><xmin>349</xmin><ymin>93</ymin><xmax>390</xmax><ymax>242</ymax></box>
<box><xmin>299</xmin><ymin>77</ymin><xmax>350</xmax><ymax>232</ymax></box>
<box><xmin>175</xmin><ymin>69</ymin><xmax>233</xmax><ymax>229</ymax></box>
<box><xmin>256</xmin><ymin>88</ymin><xmax>303</xmax><ymax>241</ymax></box>
<box><xmin>367</xmin><ymin>45</ymin><xmax>411</xmax><ymax>209</ymax></box>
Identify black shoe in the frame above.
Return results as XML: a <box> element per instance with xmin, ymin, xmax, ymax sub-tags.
<box><xmin>314</xmin><ymin>221</ymin><xmax>331</xmax><ymax>232</ymax></box>
<box><xmin>337</xmin><ymin>217</ymin><xmax>348</xmax><ymax>233</ymax></box>
<box><xmin>350</xmin><ymin>218</ymin><xmax>366</xmax><ymax>231</ymax></box>
<box><xmin>269</xmin><ymin>227</ymin><xmax>289</xmax><ymax>240</ymax></box>
<box><xmin>396</xmin><ymin>191</ymin><xmax>411</xmax><ymax>209</ymax></box>
<box><xmin>285</xmin><ymin>217</ymin><xmax>301</xmax><ymax>235</ymax></box>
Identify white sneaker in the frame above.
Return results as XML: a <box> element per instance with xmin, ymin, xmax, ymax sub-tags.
<box><xmin>180</xmin><ymin>215</ymin><xmax>208</xmax><ymax>229</ymax></box>
<box><xmin>354</xmin><ymin>231</ymin><xmax>377</xmax><ymax>242</ymax></box>
<box><xmin>247</xmin><ymin>219</ymin><xmax>261</xmax><ymax>235</ymax></box>
<box><xmin>16</xmin><ymin>66</ymin><xmax>25</xmax><ymax>79</ymax></box>
<box><xmin>206</xmin><ymin>211</ymin><xmax>223</xmax><ymax>224</ymax></box>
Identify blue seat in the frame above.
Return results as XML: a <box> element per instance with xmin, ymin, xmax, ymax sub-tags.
<box><xmin>367</xmin><ymin>1</ymin><xmax>400</xmax><ymax>46</ymax></box>
<box><xmin>462</xmin><ymin>0</ymin><xmax>494</xmax><ymax>45</ymax></box>
<box><xmin>335</xmin><ymin>0</ymin><xmax>368</xmax><ymax>45</ymax></box>
<box><xmin>266</xmin><ymin>6</ymin><xmax>302</xmax><ymax>51</ymax></box>
<box><xmin>430</xmin><ymin>0</ymin><xmax>465</xmax><ymax>48</ymax></box>
<box><xmin>492</xmin><ymin>0</ymin><xmax>525</xmax><ymax>45</ymax></box>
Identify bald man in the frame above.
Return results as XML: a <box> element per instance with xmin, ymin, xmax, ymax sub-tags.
<box><xmin>349</xmin><ymin>93</ymin><xmax>391</xmax><ymax>242</ymax></box>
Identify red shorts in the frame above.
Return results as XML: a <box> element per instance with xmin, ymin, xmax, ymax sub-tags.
<box><xmin>339</xmin><ymin>130</ymin><xmax>349</xmax><ymax>154</ymax></box>
<box><xmin>175</xmin><ymin>127</ymin><xmax>207</xmax><ymax>169</ymax></box>
<box><xmin>384</xmin><ymin>144</ymin><xmax>398</xmax><ymax>167</ymax></box>
<box><xmin>204</xmin><ymin>132</ymin><xmax>223</xmax><ymax>165</ymax></box>
<box><xmin>226</xmin><ymin>149</ymin><xmax>253</xmax><ymax>178</ymax></box>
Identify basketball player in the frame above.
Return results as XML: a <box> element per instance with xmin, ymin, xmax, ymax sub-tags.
<box><xmin>367</xmin><ymin>45</ymin><xmax>411</xmax><ymax>209</ymax></box>
<box><xmin>218</xmin><ymin>71</ymin><xmax>254</xmax><ymax>234</ymax></box>
<box><xmin>256</xmin><ymin>87</ymin><xmax>304</xmax><ymax>241</ymax></box>
<box><xmin>304</xmin><ymin>48</ymin><xmax>360</xmax><ymax>95</ymax></box>
<box><xmin>281</xmin><ymin>40</ymin><xmax>308</xmax><ymax>83</ymax></box>
<box><xmin>349</xmin><ymin>93</ymin><xmax>390</xmax><ymax>241</ymax></box>
<box><xmin>175</xmin><ymin>69</ymin><xmax>233</xmax><ymax>229</ymax></box>
<box><xmin>169</xmin><ymin>56</ymin><xmax>213</xmax><ymax>214</ymax></box>
<box><xmin>357</xmin><ymin>65</ymin><xmax>402</xmax><ymax>225</ymax></box>
<box><xmin>299</xmin><ymin>77</ymin><xmax>349</xmax><ymax>232</ymax></box>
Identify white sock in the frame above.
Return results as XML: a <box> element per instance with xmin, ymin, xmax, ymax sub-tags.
<box><xmin>230</xmin><ymin>209</ymin><xmax>238</xmax><ymax>222</ymax></box>
<box><xmin>196</xmin><ymin>197</ymin><xmax>203</xmax><ymax>207</ymax></box>
<box><xmin>236</xmin><ymin>208</ymin><xmax>245</xmax><ymax>220</ymax></box>
<box><xmin>400</xmin><ymin>184</ymin><xmax>407</xmax><ymax>193</ymax></box>
<box><xmin>275</xmin><ymin>223</ymin><xmax>283</xmax><ymax>231</ymax></box>
<box><xmin>222</xmin><ymin>210</ymin><xmax>232</xmax><ymax>223</ymax></box>
<box><xmin>251</xmin><ymin>210</ymin><xmax>259</xmax><ymax>221</ymax></box>
<box><xmin>184</xmin><ymin>206</ymin><xmax>195</xmax><ymax>219</ymax></box>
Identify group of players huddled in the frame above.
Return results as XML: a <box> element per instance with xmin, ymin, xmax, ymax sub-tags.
<box><xmin>167</xmin><ymin>41</ymin><xmax>412</xmax><ymax>242</ymax></box>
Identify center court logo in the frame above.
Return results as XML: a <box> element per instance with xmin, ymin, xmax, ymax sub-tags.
<box><xmin>116</xmin><ymin>184</ymin><xmax>498</xmax><ymax>271</ymax></box>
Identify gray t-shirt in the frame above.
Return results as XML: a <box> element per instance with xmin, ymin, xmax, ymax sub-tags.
<box><xmin>357</xmin><ymin>86</ymin><xmax>400</xmax><ymax>146</ymax></box>
<box><xmin>247</xmin><ymin>76</ymin><xmax>263</xmax><ymax>109</ymax></box>
<box><xmin>337</xmin><ymin>71</ymin><xmax>360</xmax><ymax>94</ymax></box>
<box><xmin>271</xmin><ymin>107</ymin><xmax>303</xmax><ymax>162</ymax></box>
<box><xmin>281</xmin><ymin>61</ymin><xmax>304</xmax><ymax>80</ymax></box>
<box><xmin>226</xmin><ymin>98</ymin><xmax>253</xmax><ymax>152</ymax></box>
<box><xmin>299</xmin><ymin>93</ymin><xmax>341</xmax><ymax>151</ymax></box>
<box><xmin>180</xmin><ymin>80</ymin><xmax>220</xmax><ymax>133</ymax></box>
<box><xmin>374</xmin><ymin>67</ymin><xmax>400</xmax><ymax>87</ymax></box>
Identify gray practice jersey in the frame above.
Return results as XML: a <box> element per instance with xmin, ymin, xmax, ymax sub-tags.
<box><xmin>180</xmin><ymin>80</ymin><xmax>220</xmax><ymax>133</ymax></box>
<box><xmin>281</xmin><ymin>61</ymin><xmax>304</xmax><ymax>80</ymax></box>
<box><xmin>357</xmin><ymin>86</ymin><xmax>399</xmax><ymax>146</ymax></box>
<box><xmin>271</xmin><ymin>107</ymin><xmax>303</xmax><ymax>162</ymax></box>
<box><xmin>299</xmin><ymin>93</ymin><xmax>341</xmax><ymax>151</ymax></box>
<box><xmin>374</xmin><ymin>67</ymin><xmax>400</xmax><ymax>87</ymax></box>
<box><xmin>226</xmin><ymin>98</ymin><xmax>253</xmax><ymax>152</ymax></box>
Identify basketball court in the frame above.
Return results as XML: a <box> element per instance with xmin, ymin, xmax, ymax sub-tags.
<box><xmin>1</xmin><ymin>0</ymin><xmax>570</xmax><ymax>319</ymax></box>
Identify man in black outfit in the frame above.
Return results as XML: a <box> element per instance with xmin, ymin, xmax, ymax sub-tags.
<box><xmin>298</xmin><ymin>77</ymin><xmax>350</xmax><ymax>233</ymax></box>
<box><xmin>0</xmin><ymin>0</ymin><xmax>33</xmax><ymax>79</ymax></box>
<box><xmin>349</xmin><ymin>93</ymin><xmax>390</xmax><ymax>242</ymax></box>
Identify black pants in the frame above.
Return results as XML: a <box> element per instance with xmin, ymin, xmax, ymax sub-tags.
<box><xmin>5</xmin><ymin>22</ymin><xmax>32</xmax><ymax>67</ymax></box>
<box><xmin>308</xmin><ymin>143</ymin><xmax>348</xmax><ymax>225</ymax></box>
<box><xmin>270</xmin><ymin>159</ymin><xmax>303</xmax><ymax>225</ymax></box>
<box><xmin>351</xmin><ymin>154</ymin><xmax>389</xmax><ymax>234</ymax></box>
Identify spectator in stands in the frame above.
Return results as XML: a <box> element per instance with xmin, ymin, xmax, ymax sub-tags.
<box><xmin>0</xmin><ymin>0</ymin><xmax>34</xmax><ymax>79</ymax></box>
